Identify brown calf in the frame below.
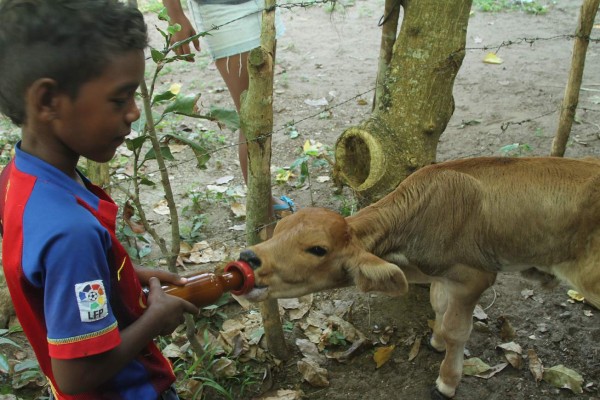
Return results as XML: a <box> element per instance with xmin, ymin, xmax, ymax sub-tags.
<box><xmin>239</xmin><ymin>157</ymin><xmax>600</xmax><ymax>399</ymax></box>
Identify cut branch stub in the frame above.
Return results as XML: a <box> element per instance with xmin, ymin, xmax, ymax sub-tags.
<box><xmin>334</xmin><ymin>127</ymin><xmax>386</xmax><ymax>192</ymax></box>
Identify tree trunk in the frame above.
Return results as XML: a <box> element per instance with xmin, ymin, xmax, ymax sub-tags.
<box><xmin>551</xmin><ymin>0</ymin><xmax>599</xmax><ymax>157</ymax></box>
<box><xmin>334</xmin><ymin>0</ymin><xmax>473</xmax><ymax>205</ymax></box>
<box><xmin>239</xmin><ymin>0</ymin><xmax>288</xmax><ymax>360</ymax></box>
<box><xmin>86</xmin><ymin>160</ymin><xmax>110</xmax><ymax>193</ymax></box>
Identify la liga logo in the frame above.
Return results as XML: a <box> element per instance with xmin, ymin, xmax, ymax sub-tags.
<box><xmin>75</xmin><ymin>280</ymin><xmax>109</xmax><ymax>322</ymax></box>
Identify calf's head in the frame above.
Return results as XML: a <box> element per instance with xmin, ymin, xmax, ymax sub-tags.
<box><xmin>239</xmin><ymin>208</ymin><xmax>408</xmax><ymax>301</ymax></box>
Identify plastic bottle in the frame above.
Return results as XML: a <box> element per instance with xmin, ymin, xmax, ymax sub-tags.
<box><xmin>158</xmin><ymin>260</ymin><xmax>255</xmax><ymax>307</ymax></box>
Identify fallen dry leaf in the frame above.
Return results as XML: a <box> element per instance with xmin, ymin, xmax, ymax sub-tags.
<box><xmin>279</xmin><ymin>295</ymin><xmax>313</xmax><ymax>320</ymax></box>
<box><xmin>215</xmin><ymin>175</ymin><xmax>234</xmax><ymax>185</ymax></box>
<box><xmin>152</xmin><ymin>199</ymin><xmax>170</xmax><ymax>215</ymax></box>
<box><xmin>475</xmin><ymin>362</ymin><xmax>509</xmax><ymax>379</ymax></box>
<box><xmin>497</xmin><ymin>315</ymin><xmax>516</xmax><ymax>341</ymax></box>
<box><xmin>408</xmin><ymin>336</ymin><xmax>421</xmax><ymax>362</ymax></box>
<box><xmin>122</xmin><ymin>201</ymin><xmax>146</xmax><ymax>234</ymax></box>
<box><xmin>230</xmin><ymin>202</ymin><xmax>246</xmax><ymax>218</ymax></box>
<box><xmin>463</xmin><ymin>357</ymin><xmax>491</xmax><ymax>376</ymax></box>
<box><xmin>373</xmin><ymin>345</ymin><xmax>395</xmax><ymax>369</ymax></box>
<box><xmin>567</xmin><ymin>289</ymin><xmax>585</xmax><ymax>302</ymax></box>
<box><xmin>256</xmin><ymin>389</ymin><xmax>305</xmax><ymax>400</ymax></box>
<box><xmin>297</xmin><ymin>358</ymin><xmax>329</xmax><ymax>387</ymax></box>
<box><xmin>167</xmin><ymin>143</ymin><xmax>186</xmax><ymax>153</ymax></box>
<box><xmin>543</xmin><ymin>364</ymin><xmax>584</xmax><ymax>394</ymax></box>
<box><xmin>473</xmin><ymin>304</ymin><xmax>488</xmax><ymax>321</ymax></box>
<box><xmin>161</xmin><ymin>343</ymin><xmax>185</xmax><ymax>359</ymax></box>
<box><xmin>497</xmin><ymin>341</ymin><xmax>523</xmax><ymax>369</ymax></box>
<box><xmin>296</xmin><ymin>338</ymin><xmax>326</xmax><ymax>365</ymax></box>
<box><xmin>211</xmin><ymin>357</ymin><xmax>237</xmax><ymax>378</ymax></box>
<box><xmin>483</xmin><ymin>52</ymin><xmax>503</xmax><ymax>64</ymax></box>
<box><xmin>527</xmin><ymin>348</ymin><xmax>544</xmax><ymax>385</ymax></box>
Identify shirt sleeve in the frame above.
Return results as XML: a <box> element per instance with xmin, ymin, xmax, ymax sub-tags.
<box><xmin>22</xmin><ymin>208</ymin><xmax>121</xmax><ymax>359</ymax></box>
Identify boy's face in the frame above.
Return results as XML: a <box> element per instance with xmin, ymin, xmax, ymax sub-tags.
<box><xmin>53</xmin><ymin>50</ymin><xmax>145</xmax><ymax>163</ymax></box>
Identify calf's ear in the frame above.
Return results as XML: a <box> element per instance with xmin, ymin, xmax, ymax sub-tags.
<box><xmin>348</xmin><ymin>253</ymin><xmax>408</xmax><ymax>296</ymax></box>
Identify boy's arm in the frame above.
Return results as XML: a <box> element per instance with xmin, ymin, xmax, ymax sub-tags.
<box><xmin>162</xmin><ymin>0</ymin><xmax>200</xmax><ymax>57</ymax></box>
<box><xmin>50</xmin><ymin>278</ymin><xmax>198</xmax><ymax>395</ymax></box>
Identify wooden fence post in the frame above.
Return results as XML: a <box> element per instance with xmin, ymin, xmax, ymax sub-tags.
<box><xmin>551</xmin><ymin>0</ymin><xmax>599</xmax><ymax>156</ymax></box>
<box><xmin>239</xmin><ymin>0</ymin><xmax>289</xmax><ymax>360</ymax></box>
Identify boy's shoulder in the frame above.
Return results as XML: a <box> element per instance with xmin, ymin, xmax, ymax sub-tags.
<box><xmin>4</xmin><ymin>151</ymin><xmax>108</xmax><ymax>236</ymax></box>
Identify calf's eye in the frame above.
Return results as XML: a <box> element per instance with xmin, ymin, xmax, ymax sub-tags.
<box><xmin>306</xmin><ymin>246</ymin><xmax>327</xmax><ymax>257</ymax></box>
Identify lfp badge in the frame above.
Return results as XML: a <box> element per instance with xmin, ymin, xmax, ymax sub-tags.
<box><xmin>75</xmin><ymin>280</ymin><xmax>109</xmax><ymax>322</ymax></box>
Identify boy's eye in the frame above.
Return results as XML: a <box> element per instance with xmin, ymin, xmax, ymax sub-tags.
<box><xmin>111</xmin><ymin>98</ymin><xmax>127</xmax><ymax>106</ymax></box>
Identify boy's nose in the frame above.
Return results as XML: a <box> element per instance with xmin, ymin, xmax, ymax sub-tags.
<box><xmin>127</xmin><ymin>101</ymin><xmax>141</xmax><ymax>124</ymax></box>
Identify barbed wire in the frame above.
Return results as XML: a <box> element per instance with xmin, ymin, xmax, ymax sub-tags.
<box><xmin>464</xmin><ymin>34</ymin><xmax>600</xmax><ymax>53</ymax></box>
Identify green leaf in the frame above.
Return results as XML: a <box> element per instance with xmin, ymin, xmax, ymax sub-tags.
<box><xmin>207</xmin><ymin>107</ymin><xmax>240</xmax><ymax>131</ymax></box>
<box><xmin>290</xmin><ymin>156</ymin><xmax>309</xmax><ymax>170</ymax></box>
<box><xmin>163</xmin><ymin>132</ymin><xmax>211</xmax><ymax>169</ymax></box>
<box><xmin>139</xmin><ymin>177</ymin><xmax>156</xmax><ymax>187</ymax></box>
<box><xmin>155</xmin><ymin>26</ymin><xmax>168</xmax><ymax>40</ymax></box>
<box><xmin>14</xmin><ymin>359</ymin><xmax>39</xmax><ymax>373</ymax></box>
<box><xmin>157</xmin><ymin>7</ymin><xmax>170</xmax><ymax>22</ymax></box>
<box><xmin>296</xmin><ymin>160</ymin><xmax>309</xmax><ymax>187</ymax></box>
<box><xmin>152</xmin><ymin>90</ymin><xmax>176</xmax><ymax>105</ymax></box>
<box><xmin>150</xmin><ymin>48</ymin><xmax>165</xmax><ymax>63</ymax></box>
<box><xmin>143</xmin><ymin>146</ymin><xmax>175</xmax><ymax>163</ymax></box>
<box><xmin>0</xmin><ymin>354</ymin><xmax>10</xmax><ymax>374</ymax></box>
<box><xmin>164</xmin><ymin>93</ymin><xmax>200</xmax><ymax>116</ymax></box>
<box><xmin>167</xmin><ymin>23</ymin><xmax>182</xmax><ymax>36</ymax></box>
<box><xmin>125</xmin><ymin>245</ymin><xmax>139</xmax><ymax>259</ymax></box>
<box><xmin>0</xmin><ymin>337</ymin><xmax>21</xmax><ymax>348</ymax></box>
<box><xmin>125</xmin><ymin>135</ymin><xmax>147</xmax><ymax>152</ymax></box>
<box><xmin>198</xmin><ymin>378</ymin><xmax>231</xmax><ymax>399</ymax></box>
<box><xmin>121</xmin><ymin>225</ymin><xmax>137</xmax><ymax>238</ymax></box>
<box><xmin>138</xmin><ymin>246</ymin><xmax>152</xmax><ymax>259</ymax></box>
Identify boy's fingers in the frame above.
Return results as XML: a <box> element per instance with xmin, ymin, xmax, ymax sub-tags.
<box><xmin>148</xmin><ymin>276</ymin><xmax>162</xmax><ymax>289</ymax></box>
<box><xmin>182</xmin><ymin>299</ymin><xmax>199</xmax><ymax>315</ymax></box>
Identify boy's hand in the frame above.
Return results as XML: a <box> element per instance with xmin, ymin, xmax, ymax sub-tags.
<box><xmin>145</xmin><ymin>277</ymin><xmax>199</xmax><ymax>336</ymax></box>
<box><xmin>135</xmin><ymin>266</ymin><xmax>187</xmax><ymax>287</ymax></box>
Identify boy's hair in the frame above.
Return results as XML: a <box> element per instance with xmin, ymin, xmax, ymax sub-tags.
<box><xmin>0</xmin><ymin>0</ymin><xmax>148</xmax><ymax>126</ymax></box>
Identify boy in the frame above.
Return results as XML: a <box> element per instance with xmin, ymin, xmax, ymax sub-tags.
<box><xmin>0</xmin><ymin>1</ymin><xmax>199</xmax><ymax>399</ymax></box>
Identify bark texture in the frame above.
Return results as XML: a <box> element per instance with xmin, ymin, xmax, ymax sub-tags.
<box><xmin>334</xmin><ymin>0</ymin><xmax>473</xmax><ymax>205</ymax></box>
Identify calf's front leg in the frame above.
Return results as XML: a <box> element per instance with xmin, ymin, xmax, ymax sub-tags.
<box><xmin>430</xmin><ymin>268</ymin><xmax>496</xmax><ymax>399</ymax></box>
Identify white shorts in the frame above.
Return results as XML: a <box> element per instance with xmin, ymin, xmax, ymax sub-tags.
<box><xmin>187</xmin><ymin>0</ymin><xmax>285</xmax><ymax>60</ymax></box>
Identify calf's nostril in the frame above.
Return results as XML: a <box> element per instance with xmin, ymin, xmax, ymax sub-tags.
<box><xmin>239</xmin><ymin>249</ymin><xmax>261</xmax><ymax>270</ymax></box>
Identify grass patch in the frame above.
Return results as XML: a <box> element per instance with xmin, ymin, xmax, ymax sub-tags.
<box><xmin>472</xmin><ymin>0</ymin><xmax>553</xmax><ymax>14</ymax></box>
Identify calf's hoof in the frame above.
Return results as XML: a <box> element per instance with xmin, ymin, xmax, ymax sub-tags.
<box><xmin>430</xmin><ymin>387</ymin><xmax>452</xmax><ymax>400</ymax></box>
<box><xmin>426</xmin><ymin>335</ymin><xmax>445</xmax><ymax>354</ymax></box>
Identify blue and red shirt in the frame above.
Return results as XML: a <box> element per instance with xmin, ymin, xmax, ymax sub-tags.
<box><xmin>0</xmin><ymin>144</ymin><xmax>175</xmax><ymax>399</ymax></box>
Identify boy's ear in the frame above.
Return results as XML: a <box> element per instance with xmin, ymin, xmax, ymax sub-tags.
<box><xmin>27</xmin><ymin>78</ymin><xmax>60</xmax><ymax>122</ymax></box>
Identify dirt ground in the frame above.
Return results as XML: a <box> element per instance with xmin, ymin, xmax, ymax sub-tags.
<box><xmin>141</xmin><ymin>1</ymin><xmax>599</xmax><ymax>399</ymax></box>
<box><xmin>0</xmin><ymin>0</ymin><xmax>599</xmax><ymax>399</ymax></box>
